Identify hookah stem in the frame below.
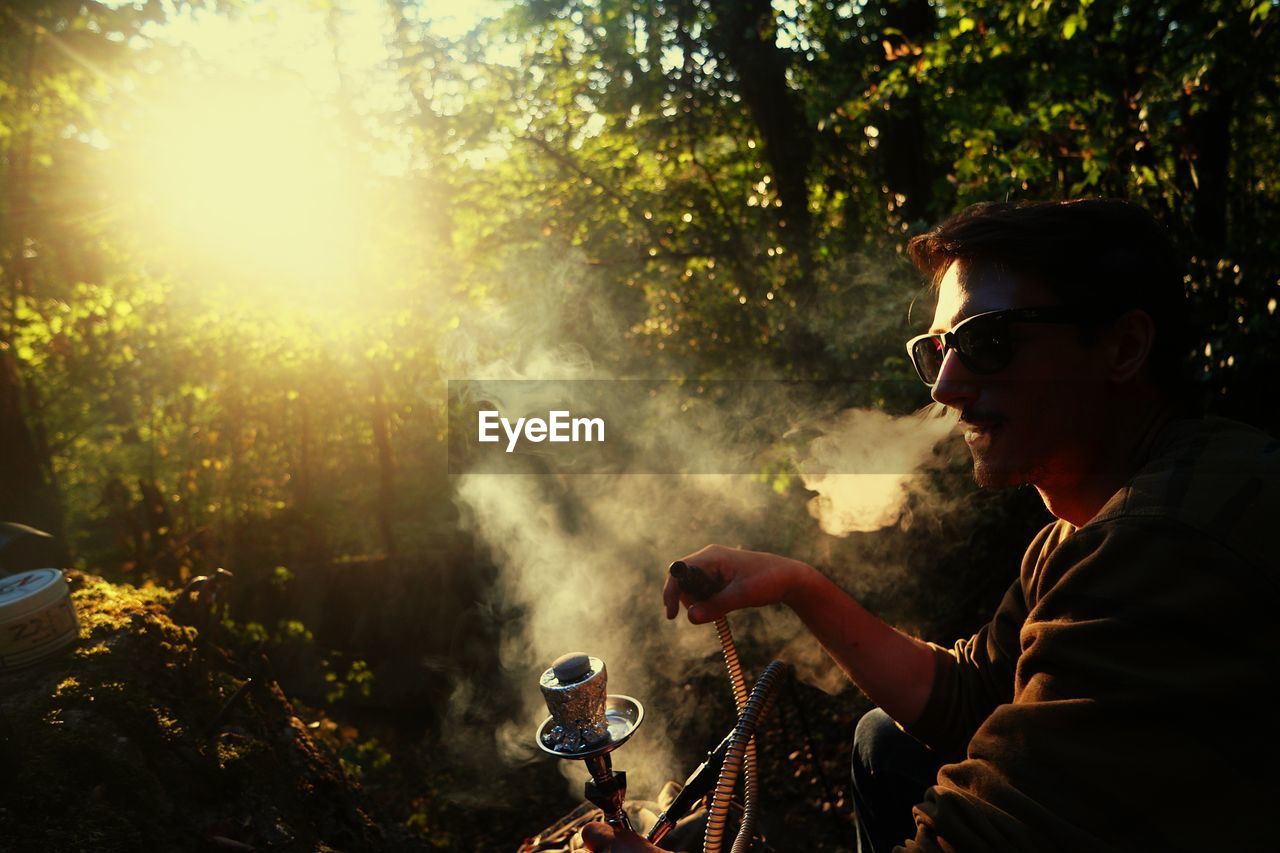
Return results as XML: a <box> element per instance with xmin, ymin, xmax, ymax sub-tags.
<box><xmin>705</xmin><ymin>616</ymin><xmax>759</xmax><ymax>853</ymax></box>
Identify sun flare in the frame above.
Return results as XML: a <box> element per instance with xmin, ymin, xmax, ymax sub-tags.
<box><xmin>92</xmin><ymin>0</ymin><xmax>505</xmax><ymax>328</ymax></box>
<box><xmin>118</xmin><ymin>79</ymin><xmax>366</xmax><ymax>300</ymax></box>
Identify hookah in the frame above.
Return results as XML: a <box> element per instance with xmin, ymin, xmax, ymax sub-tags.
<box><xmin>535</xmin><ymin>651</ymin><xmax>645</xmax><ymax>832</ymax></box>
<box><xmin>535</xmin><ymin>560</ymin><xmax>790</xmax><ymax>853</ymax></box>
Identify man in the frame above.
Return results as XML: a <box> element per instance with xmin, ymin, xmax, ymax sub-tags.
<box><xmin>584</xmin><ymin>199</ymin><xmax>1280</xmax><ymax>852</ymax></box>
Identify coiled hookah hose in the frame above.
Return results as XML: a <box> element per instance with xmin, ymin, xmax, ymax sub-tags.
<box><xmin>667</xmin><ymin>561</ymin><xmax>789</xmax><ymax>853</ymax></box>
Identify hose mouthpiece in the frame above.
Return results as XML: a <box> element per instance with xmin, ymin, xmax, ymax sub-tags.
<box><xmin>668</xmin><ymin>560</ymin><xmax>725</xmax><ymax>601</ymax></box>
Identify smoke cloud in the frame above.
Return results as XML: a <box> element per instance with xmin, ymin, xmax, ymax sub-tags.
<box><xmin>798</xmin><ymin>406</ymin><xmax>956</xmax><ymax>536</ymax></box>
<box><xmin>440</xmin><ymin>246</ymin><xmax>961</xmax><ymax>801</ymax></box>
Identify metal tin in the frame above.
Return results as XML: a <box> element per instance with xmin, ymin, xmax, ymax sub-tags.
<box><xmin>539</xmin><ymin>654</ymin><xmax>609</xmax><ymax>753</ymax></box>
<box><xmin>0</xmin><ymin>569</ymin><xmax>79</xmax><ymax>671</ymax></box>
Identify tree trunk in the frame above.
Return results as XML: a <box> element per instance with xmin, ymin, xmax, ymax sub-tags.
<box><xmin>706</xmin><ymin>0</ymin><xmax>815</xmax><ymax>301</ymax></box>
<box><xmin>0</xmin><ymin>352</ymin><xmax>62</xmax><ymax>545</ymax></box>
<box><xmin>877</xmin><ymin>0</ymin><xmax>936</xmax><ymax>223</ymax></box>
<box><xmin>0</xmin><ymin>29</ymin><xmax>67</xmax><ymax>561</ymax></box>
<box><xmin>1185</xmin><ymin>91</ymin><xmax>1232</xmax><ymax>253</ymax></box>
<box><xmin>369</xmin><ymin>368</ymin><xmax>398</xmax><ymax>558</ymax></box>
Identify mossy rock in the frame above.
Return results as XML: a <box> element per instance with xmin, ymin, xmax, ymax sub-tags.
<box><xmin>0</xmin><ymin>572</ymin><xmax>382</xmax><ymax>852</ymax></box>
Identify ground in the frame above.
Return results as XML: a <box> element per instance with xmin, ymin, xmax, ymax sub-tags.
<box><xmin>0</xmin><ymin>572</ymin><xmax>868</xmax><ymax>851</ymax></box>
<box><xmin>0</xmin><ymin>572</ymin><xmax>380</xmax><ymax>852</ymax></box>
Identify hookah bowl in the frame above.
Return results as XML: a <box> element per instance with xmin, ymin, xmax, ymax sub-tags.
<box><xmin>536</xmin><ymin>652</ymin><xmax>644</xmax><ymax>831</ymax></box>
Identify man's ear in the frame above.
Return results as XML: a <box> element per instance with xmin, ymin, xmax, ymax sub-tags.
<box><xmin>1105</xmin><ymin>309</ymin><xmax>1156</xmax><ymax>383</ymax></box>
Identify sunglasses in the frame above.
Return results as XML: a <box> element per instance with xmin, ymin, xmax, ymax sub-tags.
<box><xmin>906</xmin><ymin>306</ymin><xmax>1094</xmax><ymax>387</ymax></box>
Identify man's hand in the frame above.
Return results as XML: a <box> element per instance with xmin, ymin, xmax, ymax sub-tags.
<box><xmin>578</xmin><ymin>821</ymin><xmax>663</xmax><ymax>852</ymax></box>
<box><xmin>663</xmin><ymin>544</ymin><xmax>814</xmax><ymax>624</ymax></box>
<box><xmin>663</xmin><ymin>544</ymin><xmax>938</xmax><ymax>727</ymax></box>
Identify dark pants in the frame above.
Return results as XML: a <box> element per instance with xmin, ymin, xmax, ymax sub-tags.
<box><xmin>850</xmin><ymin>708</ymin><xmax>948</xmax><ymax>853</ymax></box>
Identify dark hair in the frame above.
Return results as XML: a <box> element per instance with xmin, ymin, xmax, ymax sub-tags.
<box><xmin>907</xmin><ymin>198</ymin><xmax>1191</xmax><ymax>398</ymax></box>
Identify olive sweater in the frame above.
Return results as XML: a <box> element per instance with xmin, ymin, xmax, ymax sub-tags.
<box><xmin>898</xmin><ymin>416</ymin><xmax>1280</xmax><ymax>852</ymax></box>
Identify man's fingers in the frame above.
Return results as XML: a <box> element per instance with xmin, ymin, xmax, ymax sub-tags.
<box><xmin>665</xmin><ymin>547</ymin><xmax>732</xmax><ymax>621</ymax></box>
<box><xmin>579</xmin><ymin>821</ymin><xmax>615</xmax><ymax>851</ymax></box>
<box><xmin>662</xmin><ymin>573</ymin><xmax>680</xmax><ymax>620</ymax></box>
<box><xmin>687</xmin><ymin>590</ymin><xmax>731</xmax><ymax>624</ymax></box>
<box><xmin>663</xmin><ymin>556</ymin><xmax>709</xmax><ymax>619</ymax></box>
<box><xmin>580</xmin><ymin>822</ymin><xmax>662</xmax><ymax>852</ymax></box>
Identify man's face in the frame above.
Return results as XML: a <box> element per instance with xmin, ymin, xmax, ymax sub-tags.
<box><xmin>927</xmin><ymin>260</ymin><xmax>1109</xmax><ymax>489</ymax></box>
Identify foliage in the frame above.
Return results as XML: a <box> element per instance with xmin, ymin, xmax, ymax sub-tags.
<box><xmin>3</xmin><ymin>0</ymin><xmax>1275</xmax><ymax>579</ymax></box>
<box><xmin>324</xmin><ymin>657</ymin><xmax>375</xmax><ymax>705</ymax></box>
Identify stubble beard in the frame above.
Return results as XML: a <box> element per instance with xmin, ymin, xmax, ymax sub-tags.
<box><xmin>969</xmin><ymin>446</ymin><xmax>1039</xmax><ymax>489</ymax></box>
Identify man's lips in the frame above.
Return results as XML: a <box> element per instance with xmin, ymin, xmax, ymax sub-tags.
<box><xmin>960</xmin><ymin>409</ymin><xmax>1005</xmax><ymax>428</ymax></box>
<box><xmin>960</xmin><ymin>412</ymin><xmax>1005</xmax><ymax>443</ymax></box>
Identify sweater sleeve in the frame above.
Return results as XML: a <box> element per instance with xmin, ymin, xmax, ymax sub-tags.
<box><xmin>901</xmin><ymin>523</ymin><xmax>1060</xmax><ymax>760</ymax></box>
<box><xmin>901</xmin><ymin>582</ymin><xmax>1023</xmax><ymax>761</ymax></box>
<box><xmin>898</xmin><ymin>516</ymin><xmax>1279</xmax><ymax>853</ymax></box>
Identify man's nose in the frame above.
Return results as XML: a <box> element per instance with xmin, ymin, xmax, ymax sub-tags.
<box><xmin>930</xmin><ymin>349</ymin><xmax>979</xmax><ymax>410</ymax></box>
